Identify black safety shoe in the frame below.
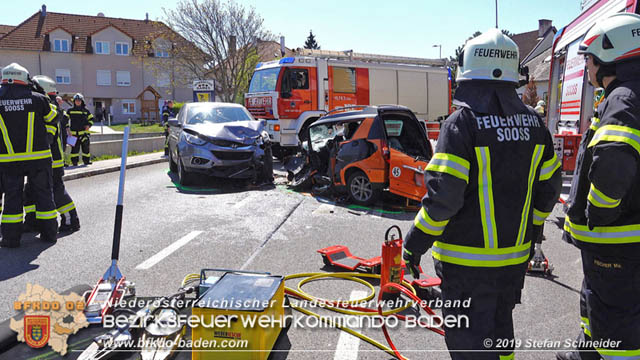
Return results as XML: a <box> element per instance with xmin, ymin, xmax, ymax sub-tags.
<box><xmin>556</xmin><ymin>350</ymin><xmax>600</xmax><ymax>360</ymax></box>
<box><xmin>0</xmin><ymin>239</ymin><xmax>19</xmax><ymax>248</ymax></box>
<box><xmin>40</xmin><ymin>234</ymin><xmax>57</xmax><ymax>243</ymax></box>
<box><xmin>59</xmin><ymin>218</ymin><xmax>80</xmax><ymax>233</ymax></box>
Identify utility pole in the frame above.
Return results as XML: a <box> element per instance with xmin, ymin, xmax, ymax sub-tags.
<box><xmin>495</xmin><ymin>0</ymin><xmax>499</xmax><ymax>28</ymax></box>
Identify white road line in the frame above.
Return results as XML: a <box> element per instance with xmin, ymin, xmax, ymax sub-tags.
<box><xmin>333</xmin><ymin>290</ymin><xmax>367</xmax><ymax>360</ymax></box>
<box><xmin>135</xmin><ymin>231</ymin><xmax>203</xmax><ymax>270</ymax></box>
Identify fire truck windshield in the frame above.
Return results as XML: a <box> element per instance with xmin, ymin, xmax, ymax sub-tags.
<box><xmin>248</xmin><ymin>68</ymin><xmax>281</xmax><ymax>93</ymax></box>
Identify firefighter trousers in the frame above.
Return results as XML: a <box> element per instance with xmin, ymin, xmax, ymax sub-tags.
<box><xmin>1</xmin><ymin>167</ymin><xmax>57</xmax><ymax>246</ymax></box>
<box><xmin>575</xmin><ymin>251</ymin><xmax>640</xmax><ymax>360</ymax></box>
<box><xmin>435</xmin><ymin>260</ymin><xmax>525</xmax><ymax>360</ymax></box>
<box><xmin>70</xmin><ymin>132</ymin><xmax>90</xmax><ymax>165</ymax></box>
<box><xmin>24</xmin><ymin>167</ymin><xmax>77</xmax><ymax>226</ymax></box>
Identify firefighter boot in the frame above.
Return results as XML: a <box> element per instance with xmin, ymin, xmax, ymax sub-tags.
<box><xmin>59</xmin><ymin>211</ymin><xmax>80</xmax><ymax>233</ymax></box>
<box><xmin>23</xmin><ymin>212</ymin><xmax>38</xmax><ymax>233</ymax></box>
<box><xmin>0</xmin><ymin>237</ymin><xmax>19</xmax><ymax>248</ymax></box>
<box><xmin>556</xmin><ymin>333</ymin><xmax>601</xmax><ymax>360</ymax></box>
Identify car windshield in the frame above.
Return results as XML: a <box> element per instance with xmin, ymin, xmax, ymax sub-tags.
<box><xmin>309</xmin><ymin>123</ymin><xmax>346</xmax><ymax>152</ymax></box>
<box><xmin>248</xmin><ymin>68</ymin><xmax>281</xmax><ymax>93</ymax></box>
<box><xmin>185</xmin><ymin>105</ymin><xmax>253</xmax><ymax>125</ymax></box>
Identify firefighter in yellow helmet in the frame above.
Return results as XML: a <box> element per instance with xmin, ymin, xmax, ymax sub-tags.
<box><xmin>402</xmin><ymin>29</ymin><xmax>562</xmax><ymax>359</ymax></box>
<box><xmin>0</xmin><ymin>63</ymin><xmax>58</xmax><ymax>247</ymax></box>
<box><xmin>558</xmin><ymin>13</ymin><xmax>640</xmax><ymax>360</ymax></box>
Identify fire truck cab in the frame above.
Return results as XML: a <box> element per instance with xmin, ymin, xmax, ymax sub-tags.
<box><xmin>547</xmin><ymin>0</ymin><xmax>639</xmax><ymax>171</ymax></box>
<box><xmin>245</xmin><ymin>50</ymin><xmax>452</xmax><ymax>156</ymax></box>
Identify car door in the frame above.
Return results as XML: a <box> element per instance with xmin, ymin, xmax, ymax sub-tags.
<box><xmin>168</xmin><ymin>107</ymin><xmax>184</xmax><ymax>157</ymax></box>
<box><xmin>384</xmin><ymin>115</ymin><xmax>433</xmax><ymax>202</ymax></box>
<box><xmin>279</xmin><ymin>67</ymin><xmax>313</xmax><ymax>119</ymax></box>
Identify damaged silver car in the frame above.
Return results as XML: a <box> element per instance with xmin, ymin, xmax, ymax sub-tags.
<box><xmin>167</xmin><ymin>102</ymin><xmax>273</xmax><ymax>185</ymax></box>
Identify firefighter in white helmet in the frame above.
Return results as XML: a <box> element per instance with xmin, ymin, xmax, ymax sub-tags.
<box><xmin>558</xmin><ymin>13</ymin><xmax>640</xmax><ymax>360</ymax></box>
<box><xmin>402</xmin><ymin>29</ymin><xmax>561</xmax><ymax>359</ymax></box>
<box><xmin>22</xmin><ymin>76</ymin><xmax>81</xmax><ymax>233</ymax></box>
<box><xmin>0</xmin><ymin>63</ymin><xmax>58</xmax><ymax>247</ymax></box>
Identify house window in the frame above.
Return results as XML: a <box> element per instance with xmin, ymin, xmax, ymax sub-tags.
<box><xmin>157</xmin><ymin>72</ymin><xmax>170</xmax><ymax>87</ymax></box>
<box><xmin>116</xmin><ymin>71</ymin><xmax>131</xmax><ymax>86</ymax></box>
<box><xmin>97</xmin><ymin>70</ymin><xmax>111</xmax><ymax>86</ymax></box>
<box><xmin>55</xmin><ymin>69</ymin><xmax>70</xmax><ymax>84</ymax></box>
<box><xmin>115</xmin><ymin>42</ymin><xmax>129</xmax><ymax>56</ymax></box>
<box><xmin>95</xmin><ymin>41</ymin><xmax>110</xmax><ymax>55</ymax></box>
<box><xmin>332</xmin><ymin>67</ymin><xmax>356</xmax><ymax>93</ymax></box>
<box><xmin>122</xmin><ymin>100</ymin><xmax>136</xmax><ymax>114</ymax></box>
<box><xmin>53</xmin><ymin>39</ymin><xmax>69</xmax><ymax>52</ymax></box>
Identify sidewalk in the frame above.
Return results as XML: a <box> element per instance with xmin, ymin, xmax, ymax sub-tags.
<box><xmin>62</xmin><ymin>152</ymin><xmax>166</xmax><ymax>181</ymax></box>
<box><xmin>90</xmin><ymin>122</ymin><xmax>121</xmax><ymax>134</ymax></box>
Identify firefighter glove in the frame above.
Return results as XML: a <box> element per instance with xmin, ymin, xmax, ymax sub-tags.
<box><xmin>403</xmin><ymin>248</ymin><xmax>421</xmax><ymax>279</ymax></box>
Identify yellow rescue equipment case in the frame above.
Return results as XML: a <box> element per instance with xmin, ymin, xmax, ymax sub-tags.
<box><xmin>191</xmin><ymin>272</ymin><xmax>285</xmax><ymax>360</ymax></box>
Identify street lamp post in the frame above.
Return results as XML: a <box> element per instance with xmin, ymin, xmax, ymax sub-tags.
<box><xmin>433</xmin><ymin>44</ymin><xmax>442</xmax><ymax>59</ymax></box>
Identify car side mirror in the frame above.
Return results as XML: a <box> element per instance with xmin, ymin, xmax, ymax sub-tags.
<box><xmin>168</xmin><ymin>118</ymin><xmax>181</xmax><ymax>128</ymax></box>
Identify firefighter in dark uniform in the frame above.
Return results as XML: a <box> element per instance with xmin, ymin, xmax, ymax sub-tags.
<box><xmin>23</xmin><ymin>76</ymin><xmax>80</xmax><ymax>234</ymax></box>
<box><xmin>68</xmin><ymin>93</ymin><xmax>93</xmax><ymax>166</ymax></box>
<box><xmin>162</xmin><ymin>100</ymin><xmax>175</xmax><ymax>155</ymax></box>
<box><xmin>0</xmin><ymin>63</ymin><xmax>58</xmax><ymax>247</ymax></box>
<box><xmin>402</xmin><ymin>29</ymin><xmax>562</xmax><ymax>359</ymax></box>
<box><xmin>557</xmin><ymin>13</ymin><xmax>640</xmax><ymax>360</ymax></box>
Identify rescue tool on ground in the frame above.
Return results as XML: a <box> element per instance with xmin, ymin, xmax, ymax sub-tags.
<box><xmin>83</xmin><ymin>127</ymin><xmax>135</xmax><ymax>324</ymax></box>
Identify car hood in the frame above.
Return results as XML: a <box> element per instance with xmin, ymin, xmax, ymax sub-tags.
<box><xmin>184</xmin><ymin>121</ymin><xmax>264</xmax><ymax>143</ymax></box>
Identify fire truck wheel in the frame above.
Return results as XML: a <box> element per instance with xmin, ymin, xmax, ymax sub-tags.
<box><xmin>347</xmin><ymin>171</ymin><xmax>380</xmax><ymax>206</ymax></box>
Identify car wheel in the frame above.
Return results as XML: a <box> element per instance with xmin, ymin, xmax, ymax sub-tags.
<box><xmin>347</xmin><ymin>170</ymin><xmax>380</xmax><ymax>206</ymax></box>
<box><xmin>259</xmin><ymin>145</ymin><xmax>274</xmax><ymax>183</ymax></box>
<box><xmin>177</xmin><ymin>156</ymin><xmax>194</xmax><ymax>186</ymax></box>
<box><xmin>169</xmin><ymin>149</ymin><xmax>178</xmax><ymax>173</ymax></box>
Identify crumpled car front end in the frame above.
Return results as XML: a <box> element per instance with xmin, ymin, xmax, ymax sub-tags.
<box><xmin>177</xmin><ymin>121</ymin><xmax>272</xmax><ymax>180</ymax></box>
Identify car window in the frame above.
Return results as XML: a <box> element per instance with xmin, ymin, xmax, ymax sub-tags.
<box><xmin>383</xmin><ymin>115</ymin><xmax>431</xmax><ymax>160</ymax></box>
<box><xmin>186</xmin><ymin>105</ymin><xmax>253</xmax><ymax>125</ymax></box>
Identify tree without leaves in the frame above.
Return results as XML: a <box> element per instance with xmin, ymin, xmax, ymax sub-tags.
<box><xmin>161</xmin><ymin>0</ymin><xmax>274</xmax><ymax>103</ymax></box>
<box><xmin>304</xmin><ymin>30</ymin><xmax>320</xmax><ymax>50</ymax></box>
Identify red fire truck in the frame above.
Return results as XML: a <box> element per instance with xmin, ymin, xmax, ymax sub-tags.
<box><xmin>245</xmin><ymin>49</ymin><xmax>452</xmax><ymax>156</ymax></box>
<box><xmin>547</xmin><ymin>0</ymin><xmax>639</xmax><ymax>171</ymax></box>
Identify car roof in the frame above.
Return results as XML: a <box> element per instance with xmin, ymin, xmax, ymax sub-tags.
<box><xmin>184</xmin><ymin>102</ymin><xmax>246</xmax><ymax>109</ymax></box>
<box><xmin>312</xmin><ymin>105</ymin><xmax>412</xmax><ymax>126</ymax></box>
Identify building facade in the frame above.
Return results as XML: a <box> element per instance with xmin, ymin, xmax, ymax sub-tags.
<box><xmin>0</xmin><ymin>6</ymin><xmax>200</xmax><ymax>122</ymax></box>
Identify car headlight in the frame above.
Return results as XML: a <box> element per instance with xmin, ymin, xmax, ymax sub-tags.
<box><xmin>184</xmin><ymin>132</ymin><xmax>206</xmax><ymax>146</ymax></box>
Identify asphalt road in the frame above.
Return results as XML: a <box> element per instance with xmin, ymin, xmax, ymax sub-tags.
<box><xmin>0</xmin><ymin>162</ymin><xmax>584</xmax><ymax>359</ymax></box>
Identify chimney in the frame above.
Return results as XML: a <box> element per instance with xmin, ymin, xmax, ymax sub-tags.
<box><xmin>145</xmin><ymin>13</ymin><xmax>149</xmax><ymax>22</ymax></box>
<box><xmin>280</xmin><ymin>36</ymin><xmax>285</xmax><ymax>57</ymax></box>
<box><xmin>41</xmin><ymin>4</ymin><xmax>46</xmax><ymax>17</ymax></box>
<box><xmin>538</xmin><ymin>19</ymin><xmax>552</xmax><ymax>38</ymax></box>
<box><xmin>229</xmin><ymin>35</ymin><xmax>236</xmax><ymax>57</ymax></box>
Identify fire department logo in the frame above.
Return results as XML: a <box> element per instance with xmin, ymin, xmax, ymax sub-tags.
<box><xmin>24</xmin><ymin>315</ymin><xmax>50</xmax><ymax>348</ymax></box>
<box><xmin>392</xmin><ymin>167</ymin><xmax>401</xmax><ymax>178</ymax></box>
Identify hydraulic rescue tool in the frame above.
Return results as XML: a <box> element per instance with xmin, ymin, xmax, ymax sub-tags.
<box><xmin>84</xmin><ymin>127</ymin><xmax>135</xmax><ymax>324</ymax></box>
<box><xmin>78</xmin><ymin>286</ymin><xmax>195</xmax><ymax>360</ymax></box>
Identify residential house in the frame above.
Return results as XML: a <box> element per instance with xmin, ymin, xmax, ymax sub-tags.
<box><xmin>0</xmin><ymin>5</ymin><xmax>204</xmax><ymax>122</ymax></box>
<box><xmin>512</xmin><ymin>19</ymin><xmax>557</xmax><ymax>103</ymax></box>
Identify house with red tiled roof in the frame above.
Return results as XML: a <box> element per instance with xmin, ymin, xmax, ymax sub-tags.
<box><xmin>0</xmin><ymin>5</ymin><xmax>205</xmax><ymax>122</ymax></box>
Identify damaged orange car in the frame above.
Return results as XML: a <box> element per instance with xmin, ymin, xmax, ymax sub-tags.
<box><xmin>287</xmin><ymin>105</ymin><xmax>434</xmax><ymax>205</ymax></box>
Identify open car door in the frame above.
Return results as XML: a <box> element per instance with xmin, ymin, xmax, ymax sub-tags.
<box><xmin>383</xmin><ymin>116</ymin><xmax>433</xmax><ymax>202</ymax></box>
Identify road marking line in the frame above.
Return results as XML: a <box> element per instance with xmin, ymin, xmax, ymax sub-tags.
<box><xmin>135</xmin><ymin>231</ymin><xmax>203</xmax><ymax>270</ymax></box>
<box><xmin>333</xmin><ymin>290</ymin><xmax>367</xmax><ymax>360</ymax></box>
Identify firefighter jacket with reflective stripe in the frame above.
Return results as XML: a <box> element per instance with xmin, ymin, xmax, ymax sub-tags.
<box><xmin>67</xmin><ymin>105</ymin><xmax>93</xmax><ymax>132</ymax></box>
<box><xmin>564</xmin><ymin>64</ymin><xmax>640</xmax><ymax>260</ymax></box>
<box><xmin>162</xmin><ymin>105</ymin><xmax>175</xmax><ymax>123</ymax></box>
<box><xmin>404</xmin><ymin>82</ymin><xmax>562</xmax><ymax>268</ymax></box>
<box><xmin>0</xmin><ymin>84</ymin><xmax>57</xmax><ymax>171</ymax></box>
<box><xmin>49</xmin><ymin>97</ymin><xmax>66</xmax><ymax>169</ymax></box>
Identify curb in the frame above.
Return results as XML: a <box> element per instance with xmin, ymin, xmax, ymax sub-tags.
<box><xmin>62</xmin><ymin>157</ymin><xmax>167</xmax><ymax>181</ymax></box>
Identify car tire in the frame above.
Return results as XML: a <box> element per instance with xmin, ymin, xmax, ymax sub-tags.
<box><xmin>177</xmin><ymin>156</ymin><xmax>194</xmax><ymax>186</ymax></box>
<box><xmin>169</xmin><ymin>150</ymin><xmax>178</xmax><ymax>173</ymax></box>
<box><xmin>259</xmin><ymin>145</ymin><xmax>274</xmax><ymax>183</ymax></box>
<box><xmin>347</xmin><ymin>170</ymin><xmax>380</xmax><ymax>206</ymax></box>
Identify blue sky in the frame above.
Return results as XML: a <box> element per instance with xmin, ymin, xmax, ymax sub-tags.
<box><xmin>1</xmin><ymin>0</ymin><xmax>583</xmax><ymax>59</ymax></box>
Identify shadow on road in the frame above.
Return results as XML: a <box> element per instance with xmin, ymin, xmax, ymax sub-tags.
<box><xmin>165</xmin><ymin>170</ymin><xmax>275</xmax><ymax>195</ymax></box>
<box><xmin>0</xmin><ymin>233</ymin><xmax>56</xmax><ymax>281</ymax></box>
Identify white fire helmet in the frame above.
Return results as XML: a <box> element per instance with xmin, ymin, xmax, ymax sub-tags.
<box><xmin>456</xmin><ymin>28</ymin><xmax>520</xmax><ymax>84</ymax></box>
<box><xmin>1</xmin><ymin>62</ymin><xmax>30</xmax><ymax>85</ymax></box>
<box><xmin>578</xmin><ymin>13</ymin><xmax>640</xmax><ymax>64</ymax></box>
<box><xmin>32</xmin><ymin>75</ymin><xmax>57</xmax><ymax>95</ymax></box>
